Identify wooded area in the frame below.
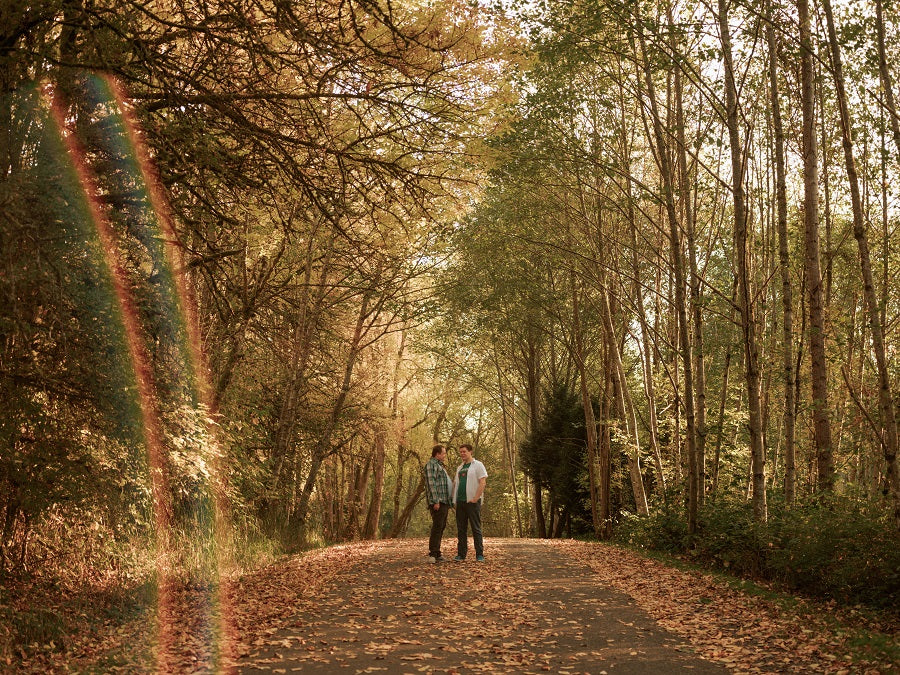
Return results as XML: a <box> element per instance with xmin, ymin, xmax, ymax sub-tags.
<box><xmin>1</xmin><ymin>0</ymin><xmax>898</xmax><ymax>667</ymax></box>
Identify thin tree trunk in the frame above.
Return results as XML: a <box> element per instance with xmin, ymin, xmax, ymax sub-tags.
<box><xmin>765</xmin><ymin>0</ymin><xmax>797</xmax><ymax>505</ymax></box>
<box><xmin>718</xmin><ymin>0</ymin><xmax>767</xmax><ymax>521</ymax></box>
<box><xmin>711</xmin><ymin>344</ymin><xmax>732</xmax><ymax>499</ymax></box>
<box><xmin>601</xmin><ymin>284</ymin><xmax>649</xmax><ymax>515</ymax></box>
<box><xmin>364</xmin><ymin>330</ymin><xmax>407</xmax><ymax>539</ymax></box>
<box><xmin>271</xmin><ymin>231</ymin><xmax>336</xmax><ymax>482</ymax></box>
<box><xmin>525</xmin><ymin>331</ymin><xmax>547</xmax><ymax>538</ymax></box>
<box><xmin>387</xmin><ymin>475</ymin><xmax>425</xmax><ymax>538</ymax></box>
<box><xmin>495</xmin><ymin>351</ymin><xmax>523</xmax><ymax>538</ymax></box>
<box><xmin>797</xmin><ymin>0</ymin><xmax>836</xmax><ymax>492</ymax></box>
<box><xmin>571</xmin><ymin>273</ymin><xmax>603</xmax><ymax>536</ymax></box>
<box><xmin>625</xmin><ymin>168</ymin><xmax>666</xmax><ymax>493</ymax></box>
<box><xmin>363</xmin><ymin>427</ymin><xmax>387</xmax><ymax>539</ymax></box>
<box><xmin>635</xmin><ymin>7</ymin><xmax>697</xmax><ymax>531</ymax></box>
<box><xmin>670</xmin><ymin>3</ymin><xmax>707</xmax><ymax>511</ymax></box>
<box><xmin>295</xmin><ymin>291</ymin><xmax>372</xmax><ymax>534</ymax></box>
<box><xmin>599</xmin><ymin>357</ymin><xmax>613</xmax><ymax>538</ymax></box>
<box><xmin>874</xmin><ymin>0</ymin><xmax>900</xmax><ymax>172</ymax></box>
<box><xmin>821</xmin><ymin>0</ymin><xmax>900</xmax><ymax>523</ymax></box>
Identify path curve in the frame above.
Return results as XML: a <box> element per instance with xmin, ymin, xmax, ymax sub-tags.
<box><xmin>239</xmin><ymin>538</ymin><xmax>727</xmax><ymax>674</ymax></box>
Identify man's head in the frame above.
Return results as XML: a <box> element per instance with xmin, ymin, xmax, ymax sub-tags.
<box><xmin>432</xmin><ymin>444</ymin><xmax>447</xmax><ymax>461</ymax></box>
<box><xmin>458</xmin><ymin>443</ymin><xmax>473</xmax><ymax>463</ymax></box>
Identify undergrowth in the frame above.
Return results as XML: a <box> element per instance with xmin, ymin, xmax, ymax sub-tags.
<box><xmin>614</xmin><ymin>494</ymin><xmax>900</xmax><ymax>612</ymax></box>
<box><xmin>0</xmin><ymin>515</ymin><xmax>285</xmax><ymax>672</ymax></box>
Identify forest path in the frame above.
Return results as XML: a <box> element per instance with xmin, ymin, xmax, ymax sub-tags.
<box><xmin>236</xmin><ymin>538</ymin><xmax>726</xmax><ymax>674</ymax></box>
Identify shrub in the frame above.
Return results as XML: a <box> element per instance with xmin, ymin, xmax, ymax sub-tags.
<box><xmin>615</xmin><ymin>502</ymin><xmax>689</xmax><ymax>553</ymax></box>
<box><xmin>614</xmin><ymin>495</ymin><xmax>900</xmax><ymax>610</ymax></box>
<box><xmin>693</xmin><ymin>499</ymin><xmax>768</xmax><ymax>577</ymax></box>
<box><xmin>766</xmin><ymin>497</ymin><xmax>900</xmax><ymax>609</ymax></box>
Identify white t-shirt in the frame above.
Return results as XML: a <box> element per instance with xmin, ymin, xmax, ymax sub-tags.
<box><xmin>452</xmin><ymin>459</ymin><xmax>488</xmax><ymax>505</ymax></box>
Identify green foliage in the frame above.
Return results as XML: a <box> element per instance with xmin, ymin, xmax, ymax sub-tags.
<box><xmin>0</xmin><ymin>92</ymin><xmax>152</xmax><ymax>573</ymax></box>
<box><xmin>766</xmin><ymin>497</ymin><xmax>900</xmax><ymax>609</ymax></box>
<box><xmin>616</xmin><ymin>500</ymin><xmax>690</xmax><ymax>553</ymax></box>
<box><xmin>520</xmin><ymin>384</ymin><xmax>593</xmax><ymax>533</ymax></box>
<box><xmin>615</xmin><ymin>496</ymin><xmax>900</xmax><ymax>610</ymax></box>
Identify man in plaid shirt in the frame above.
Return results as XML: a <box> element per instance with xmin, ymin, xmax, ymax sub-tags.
<box><xmin>423</xmin><ymin>444</ymin><xmax>453</xmax><ymax>562</ymax></box>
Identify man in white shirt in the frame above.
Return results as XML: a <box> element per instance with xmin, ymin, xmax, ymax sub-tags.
<box><xmin>451</xmin><ymin>444</ymin><xmax>488</xmax><ymax>562</ymax></box>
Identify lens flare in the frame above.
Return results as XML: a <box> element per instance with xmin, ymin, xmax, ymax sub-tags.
<box><xmin>44</xmin><ymin>77</ymin><xmax>235</xmax><ymax>671</ymax></box>
<box><xmin>101</xmin><ymin>73</ymin><xmax>237</xmax><ymax>668</ymax></box>
<box><xmin>44</xmin><ymin>86</ymin><xmax>179</xmax><ymax>670</ymax></box>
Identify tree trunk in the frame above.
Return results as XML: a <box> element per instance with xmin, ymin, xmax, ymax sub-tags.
<box><xmin>601</xmin><ymin>283</ymin><xmax>649</xmax><ymax>515</ymax></box>
<box><xmin>571</xmin><ymin>274</ymin><xmax>603</xmax><ymax>536</ymax></box>
<box><xmin>525</xmin><ymin>331</ymin><xmax>547</xmax><ymax>538</ymax></box>
<box><xmin>718</xmin><ymin>0</ymin><xmax>767</xmax><ymax>521</ymax></box>
<box><xmin>363</xmin><ymin>427</ymin><xmax>387</xmax><ymax>539</ymax></box>
<box><xmin>670</xmin><ymin>2</ymin><xmax>708</xmax><ymax>510</ymax></box>
<box><xmin>494</xmin><ymin>343</ymin><xmax>523</xmax><ymax>537</ymax></box>
<box><xmin>798</xmin><ymin>0</ymin><xmax>835</xmax><ymax>491</ymax></box>
<box><xmin>599</xmin><ymin>357</ymin><xmax>613</xmax><ymax>538</ymax></box>
<box><xmin>821</xmin><ymin>0</ymin><xmax>900</xmax><ymax>523</ymax></box>
<box><xmin>294</xmin><ymin>291</ymin><xmax>372</xmax><ymax>534</ymax></box>
<box><xmin>388</xmin><ymin>476</ymin><xmax>425</xmax><ymax>538</ymax></box>
<box><xmin>765</xmin><ymin>0</ymin><xmax>796</xmax><ymax>505</ymax></box>
<box><xmin>874</xmin><ymin>0</ymin><xmax>900</xmax><ymax>163</ymax></box>
<box><xmin>623</xmin><ymin>96</ymin><xmax>666</xmax><ymax>494</ymax></box>
<box><xmin>271</xmin><ymin>231</ymin><xmax>336</xmax><ymax>484</ymax></box>
<box><xmin>635</xmin><ymin>8</ymin><xmax>697</xmax><ymax>531</ymax></box>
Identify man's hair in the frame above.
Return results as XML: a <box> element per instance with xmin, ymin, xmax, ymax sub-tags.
<box><xmin>459</xmin><ymin>443</ymin><xmax>473</xmax><ymax>453</ymax></box>
<box><xmin>431</xmin><ymin>444</ymin><xmax>445</xmax><ymax>457</ymax></box>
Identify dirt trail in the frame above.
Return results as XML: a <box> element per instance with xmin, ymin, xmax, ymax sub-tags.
<box><xmin>238</xmin><ymin>538</ymin><xmax>726</xmax><ymax>674</ymax></box>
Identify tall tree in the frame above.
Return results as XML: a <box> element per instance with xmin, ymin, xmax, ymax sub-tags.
<box><xmin>798</xmin><ymin>0</ymin><xmax>835</xmax><ymax>490</ymax></box>
<box><xmin>820</xmin><ymin>0</ymin><xmax>900</xmax><ymax>523</ymax></box>
<box><xmin>718</xmin><ymin>0</ymin><xmax>767</xmax><ymax>521</ymax></box>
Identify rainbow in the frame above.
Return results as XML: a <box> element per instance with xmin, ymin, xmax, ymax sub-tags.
<box><xmin>40</xmin><ymin>73</ymin><xmax>235</xmax><ymax>671</ymax></box>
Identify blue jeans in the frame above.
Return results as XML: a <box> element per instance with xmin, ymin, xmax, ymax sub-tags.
<box><xmin>456</xmin><ymin>501</ymin><xmax>483</xmax><ymax>558</ymax></box>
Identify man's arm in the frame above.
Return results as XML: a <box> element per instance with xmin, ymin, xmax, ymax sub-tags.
<box><xmin>423</xmin><ymin>462</ymin><xmax>437</xmax><ymax>505</ymax></box>
<box><xmin>471</xmin><ymin>476</ymin><xmax>486</xmax><ymax>503</ymax></box>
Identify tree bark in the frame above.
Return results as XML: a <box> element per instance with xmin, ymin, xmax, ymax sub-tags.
<box><xmin>670</xmin><ymin>2</ymin><xmax>708</xmax><ymax>510</ymax></box>
<box><xmin>798</xmin><ymin>0</ymin><xmax>835</xmax><ymax>491</ymax></box>
<box><xmin>601</xmin><ymin>282</ymin><xmax>649</xmax><ymax>515</ymax></box>
<box><xmin>294</xmin><ymin>290</ymin><xmax>372</xmax><ymax>535</ymax></box>
<box><xmin>874</xmin><ymin>0</ymin><xmax>900</xmax><ymax>162</ymax></box>
<box><xmin>718</xmin><ymin>0</ymin><xmax>767</xmax><ymax>521</ymax></box>
<box><xmin>622</xmin><ymin>83</ymin><xmax>666</xmax><ymax>493</ymax></box>
<box><xmin>387</xmin><ymin>475</ymin><xmax>424</xmax><ymax>538</ymax></box>
<box><xmin>571</xmin><ymin>273</ymin><xmax>603</xmax><ymax>536</ymax></box>
<box><xmin>363</xmin><ymin>426</ymin><xmax>387</xmax><ymax>539</ymax></box>
<box><xmin>765</xmin><ymin>0</ymin><xmax>796</xmax><ymax>505</ymax></box>
<box><xmin>634</xmin><ymin>7</ymin><xmax>697</xmax><ymax>530</ymax></box>
<box><xmin>525</xmin><ymin>330</ymin><xmax>547</xmax><ymax>538</ymax></box>
<box><xmin>821</xmin><ymin>0</ymin><xmax>899</xmax><ymax>523</ymax></box>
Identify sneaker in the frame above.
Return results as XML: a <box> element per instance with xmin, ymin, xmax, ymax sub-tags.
<box><xmin>453</xmin><ymin>555</ymin><xmax>465</xmax><ymax>562</ymax></box>
<box><xmin>476</xmin><ymin>555</ymin><xmax>486</xmax><ymax>562</ymax></box>
<box><xmin>427</xmin><ymin>556</ymin><xmax>437</xmax><ymax>563</ymax></box>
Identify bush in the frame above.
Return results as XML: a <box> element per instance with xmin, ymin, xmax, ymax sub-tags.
<box><xmin>687</xmin><ymin>500</ymin><xmax>767</xmax><ymax>576</ymax></box>
<box><xmin>614</xmin><ymin>495</ymin><xmax>900</xmax><ymax>610</ymax></box>
<box><xmin>616</xmin><ymin>502</ymin><xmax>689</xmax><ymax>553</ymax></box>
<box><xmin>766</xmin><ymin>498</ymin><xmax>900</xmax><ymax>609</ymax></box>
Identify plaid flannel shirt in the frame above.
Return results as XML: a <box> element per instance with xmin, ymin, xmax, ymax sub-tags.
<box><xmin>423</xmin><ymin>457</ymin><xmax>452</xmax><ymax>506</ymax></box>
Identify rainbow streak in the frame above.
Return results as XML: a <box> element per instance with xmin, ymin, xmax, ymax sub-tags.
<box><xmin>43</xmin><ymin>86</ymin><xmax>180</xmax><ymax>671</ymax></box>
<box><xmin>100</xmin><ymin>74</ymin><xmax>238</xmax><ymax>668</ymax></box>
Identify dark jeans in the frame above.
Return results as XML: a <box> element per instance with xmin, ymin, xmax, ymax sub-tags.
<box><xmin>456</xmin><ymin>501</ymin><xmax>483</xmax><ymax>558</ymax></box>
<box><xmin>428</xmin><ymin>503</ymin><xmax>450</xmax><ymax>558</ymax></box>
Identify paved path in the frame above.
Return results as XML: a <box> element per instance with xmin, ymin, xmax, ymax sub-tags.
<box><xmin>240</xmin><ymin>538</ymin><xmax>729</xmax><ymax>674</ymax></box>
